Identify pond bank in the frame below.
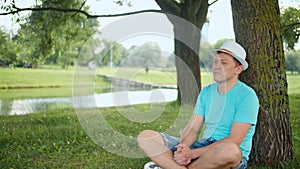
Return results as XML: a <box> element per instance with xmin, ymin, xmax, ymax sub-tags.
<box><xmin>99</xmin><ymin>74</ymin><xmax>177</xmax><ymax>90</ymax></box>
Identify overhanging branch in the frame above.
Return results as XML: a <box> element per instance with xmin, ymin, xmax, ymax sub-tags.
<box><xmin>281</xmin><ymin>22</ymin><xmax>300</xmax><ymax>30</ymax></box>
<box><xmin>209</xmin><ymin>0</ymin><xmax>219</xmax><ymax>6</ymax></box>
<box><xmin>0</xmin><ymin>6</ymin><xmax>163</xmax><ymax>18</ymax></box>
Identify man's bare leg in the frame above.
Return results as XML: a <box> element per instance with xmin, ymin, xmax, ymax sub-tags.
<box><xmin>137</xmin><ymin>130</ymin><xmax>187</xmax><ymax>169</ymax></box>
<box><xmin>188</xmin><ymin>142</ymin><xmax>242</xmax><ymax>169</ymax></box>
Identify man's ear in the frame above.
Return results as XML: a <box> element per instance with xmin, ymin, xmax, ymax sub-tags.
<box><xmin>235</xmin><ymin>65</ymin><xmax>243</xmax><ymax>75</ymax></box>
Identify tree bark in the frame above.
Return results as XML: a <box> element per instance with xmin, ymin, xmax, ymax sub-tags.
<box><xmin>155</xmin><ymin>0</ymin><xmax>209</xmax><ymax>104</ymax></box>
<box><xmin>231</xmin><ymin>0</ymin><xmax>293</xmax><ymax>166</ymax></box>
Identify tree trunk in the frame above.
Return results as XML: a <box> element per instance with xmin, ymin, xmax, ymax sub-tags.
<box><xmin>231</xmin><ymin>0</ymin><xmax>293</xmax><ymax>166</ymax></box>
<box><xmin>173</xmin><ymin>27</ymin><xmax>201</xmax><ymax>104</ymax></box>
<box><xmin>155</xmin><ymin>0</ymin><xmax>209</xmax><ymax>104</ymax></box>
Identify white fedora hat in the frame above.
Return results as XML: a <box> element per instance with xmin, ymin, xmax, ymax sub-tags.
<box><xmin>216</xmin><ymin>40</ymin><xmax>248</xmax><ymax>71</ymax></box>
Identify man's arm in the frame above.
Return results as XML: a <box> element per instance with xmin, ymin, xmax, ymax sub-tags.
<box><xmin>179</xmin><ymin>114</ymin><xmax>204</xmax><ymax>146</ymax></box>
<box><xmin>182</xmin><ymin>122</ymin><xmax>251</xmax><ymax>160</ymax></box>
<box><xmin>174</xmin><ymin>121</ymin><xmax>251</xmax><ymax>166</ymax></box>
<box><xmin>172</xmin><ymin>114</ymin><xmax>204</xmax><ymax>166</ymax></box>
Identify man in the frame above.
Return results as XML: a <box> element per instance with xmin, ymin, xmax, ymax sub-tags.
<box><xmin>137</xmin><ymin>40</ymin><xmax>259</xmax><ymax>169</ymax></box>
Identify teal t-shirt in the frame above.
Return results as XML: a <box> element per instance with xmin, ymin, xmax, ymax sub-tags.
<box><xmin>194</xmin><ymin>80</ymin><xmax>259</xmax><ymax>160</ymax></box>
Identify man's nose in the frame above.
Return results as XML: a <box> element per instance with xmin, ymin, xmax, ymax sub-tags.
<box><xmin>213</xmin><ymin>61</ymin><xmax>221</xmax><ymax>69</ymax></box>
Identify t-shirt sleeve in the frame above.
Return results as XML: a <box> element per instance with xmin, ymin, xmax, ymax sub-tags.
<box><xmin>234</xmin><ymin>90</ymin><xmax>259</xmax><ymax>125</ymax></box>
<box><xmin>193</xmin><ymin>90</ymin><xmax>206</xmax><ymax>116</ymax></box>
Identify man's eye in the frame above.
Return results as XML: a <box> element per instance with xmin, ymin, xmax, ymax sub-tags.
<box><xmin>222</xmin><ymin>62</ymin><xmax>227</xmax><ymax>64</ymax></box>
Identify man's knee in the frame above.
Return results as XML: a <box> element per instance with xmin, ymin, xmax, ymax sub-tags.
<box><xmin>137</xmin><ymin>130</ymin><xmax>167</xmax><ymax>157</ymax></box>
<box><xmin>137</xmin><ymin>130</ymin><xmax>161</xmax><ymax>147</ymax></box>
<box><xmin>138</xmin><ymin>130</ymin><xmax>158</xmax><ymax>139</ymax></box>
<box><xmin>217</xmin><ymin>142</ymin><xmax>242</xmax><ymax>165</ymax></box>
<box><xmin>187</xmin><ymin>142</ymin><xmax>242</xmax><ymax>169</ymax></box>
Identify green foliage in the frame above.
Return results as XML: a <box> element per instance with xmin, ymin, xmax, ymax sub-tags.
<box><xmin>285</xmin><ymin>50</ymin><xmax>300</xmax><ymax>74</ymax></box>
<box><xmin>214</xmin><ymin>38</ymin><xmax>234</xmax><ymax>49</ymax></box>
<box><xmin>96</xmin><ymin>39</ymin><xmax>126</xmax><ymax>67</ymax></box>
<box><xmin>0</xmin><ymin>29</ymin><xmax>18</xmax><ymax>66</ymax></box>
<box><xmin>122</xmin><ymin>41</ymin><xmax>168</xmax><ymax>68</ymax></box>
<box><xmin>16</xmin><ymin>0</ymin><xmax>99</xmax><ymax>68</ymax></box>
<box><xmin>114</xmin><ymin>0</ymin><xmax>133</xmax><ymax>7</ymax></box>
<box><xmin>280</xmin><ymin>6</ymin><xmax>300</xmax><ymax>50</ymax></box>
<box><xmin>199</xmin><ymin>42</ymin><xmax>214</xmax><ymax>70</ymax></box>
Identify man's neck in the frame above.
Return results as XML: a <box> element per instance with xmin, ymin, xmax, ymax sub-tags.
<box><xmin>218</xmin><ymin>78</ymin><xmax>239</xmax><ymax>94</ymax></box>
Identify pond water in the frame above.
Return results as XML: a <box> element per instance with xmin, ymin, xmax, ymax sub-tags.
<box><xmin>0</xmin><ymin>89</ymin><xmax>178</xmax><ymax>115</ymax></box>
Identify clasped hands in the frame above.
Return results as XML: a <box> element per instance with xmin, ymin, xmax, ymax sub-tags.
<box><xmin>174</xmin><ymin>144</ymin><xmax>194</xmax><ymax>166</ymax></box>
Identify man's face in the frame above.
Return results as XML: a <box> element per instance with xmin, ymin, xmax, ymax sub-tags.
<box><xmin>213</xmin><ymin>52</ymin><xmax>242</xmax><ymax>83</ymax></box>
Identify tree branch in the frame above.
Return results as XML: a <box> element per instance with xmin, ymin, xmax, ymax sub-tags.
<box><xmin>209</xmin><ymin>0</ymin><xmax>219</xmax><ymax>6</ymax></box>
<box><xmin>195</xmin><ymin>0</ymin><xmax>209</xmax><ymax>26</ymax></box>
<box><xmin>155</xmin><ymin>0</ymin><xmax>181</xmax><ymax>16</ymax></box>
<box><xmin>0</xmin><ymin>6</ymin><xmax>163</xmax><ymax>18</ymax></box>
<box><xmin>281</xmin><ymin>22</ymin><xmax>300</xmax><ymax>30</ymax></box>
<box><xmin>71</xmin><ymin>0</ymin><xmax>87</xmax><ymax>17</ymax></box>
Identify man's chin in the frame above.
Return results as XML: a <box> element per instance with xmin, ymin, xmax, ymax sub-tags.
<box><xmin>213</xmin><ymin>77</ymin><xmax>222</xmax><ymax>83</ymax></box>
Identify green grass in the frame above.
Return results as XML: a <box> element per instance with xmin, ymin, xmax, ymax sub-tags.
<box><xmin>287</xmin><ymin>73</ymin><xmax>300</xmax><ymax>94</ymax></box>
<box><xmin>98</xmin><ymin>67</ymin><xmax>178</xmax><ymax>85</ymax></box>
<box><xmin>0</xmin><ymin>67</ymin><xmax>75</xmax><ymax>88</ymax></box>
<box><xmin>0</xmin><ymin>96</ymin><xmax>299</xmax><ymax>168</ymax></box>
<box><xmin>0</xmin><ymin>67</ymin><xmax>299</xmax><ymax>168</ymax></box>
<box><xmin>289</xmin><ymin>94</ymin><xmax>300</xmax><ymax>164</ymax></box>
<box><xmin>0</xmin><ymin>67</ymin><xmax>110</xmax><ymax>99</ymax></box>
<box><xmin>0</xmin><ymin>102</ymin><xmax>188</xmax><ymax>168</ymax></box>
<box><xmin>98</xmin><ymin>67</ymin><xmax>213</xmax><ymax>87</ymax></box>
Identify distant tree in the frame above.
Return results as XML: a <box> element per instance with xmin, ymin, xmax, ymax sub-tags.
<box><xmin>139</xmin><ymin>41</ymin><xmax>167</xmax><ymax>68</ymax></box>
<box><xmin>0</xmin><ymin>29</ymin><xmax>17</xmax><ymax>66</ymax></box>
<box><xmin>213</xmin><ymin>38</ymin><xmax>233</xmax><ymax>49</ymax></box>
<box><xmin>16</xmin><ymin>0</ymin><xmax>98</xmax><ymax>68</ymax></box>
<box><xmin>280</xmin><ymin>6</ymin><xmax>300</xmax><ymax>50</ymax></box>
<box><xmin>166</xmin><ymin>53</ymin><xmax>175</xmax><ymax>68</ymax></box>
<box><xmin>285</xmin><ymin>50</ymin><xmax>300</xmax><ymax>74</ymax></box>
<box><xmin>122</xmin><ymin>41</ymin><xmax>167</xmax><ymax>68</ymax></box>
<box><xmin>57</xmin><ymin>50</ymin><xmax>77</xmax><ymax>69</ymax></box>
<box><xmin>98</xmin><ymin>39</ymin><xmax>125</xmax><ymax>67</ymax></box>
<box><xmin>123</xmin><ymin>45</ymin><xmax>141</xmax><ymax>67</ymax></box>
<box><xmin>199</xmin><ymin>42</ymin><xmax>213</xmax><ymax>70</ymax></box>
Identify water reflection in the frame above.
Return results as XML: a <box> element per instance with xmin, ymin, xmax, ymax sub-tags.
<box><xmin>0</xmin><ymin>89</ymin><xmax>177</xmax><ymax>115</ymax></box>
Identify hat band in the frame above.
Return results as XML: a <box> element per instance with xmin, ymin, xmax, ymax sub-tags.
<box><xmin>218</xmin><ymin>48</ymin><xmax>234</xmax><ymax>56</ymax></box>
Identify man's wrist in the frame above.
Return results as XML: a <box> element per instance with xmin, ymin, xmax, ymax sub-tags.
<box><xmin>191</xmin><ymin>148</ymin><xmax>202</xmax><ymax>159</ymax></box>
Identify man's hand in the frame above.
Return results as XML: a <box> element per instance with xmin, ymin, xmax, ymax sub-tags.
<box><xmin>174</xmin><ymin>144</ymin><xmax>193</xmax><ymax>166</ymax></box>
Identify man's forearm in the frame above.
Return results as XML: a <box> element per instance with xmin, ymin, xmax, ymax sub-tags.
<box><xmin>179</xmin><ymin>127</ymin><xmax>198</xmax><ymax>146</ymax></box>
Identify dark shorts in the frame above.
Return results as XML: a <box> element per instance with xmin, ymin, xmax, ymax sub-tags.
<box><xmin>160</xmin><ymin>133</ymin><xmax>248</xmax><ymax>169</ymax></box>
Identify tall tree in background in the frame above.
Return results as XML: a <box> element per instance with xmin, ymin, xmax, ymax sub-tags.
<box><xmin>0</xmin><ymin>29</ymin><xmax>17</xmax><ymax>66</ymax></box>
<box><xmin>231</xmin><ymin>0</ymin><xmax>293</xmax><ymax>166</ymax></box>
<box><xmin>155</xmin><ymin>0</ymin><xmax>209</xmax><ymax>104</ymax></box>
<box><xmin>17</xmin><ymin>0</ymin><xmax>98</xmax><ymax>68</ymax></box>
<box><xmin>280</xmin><ymin>7</ymin><xmax>300</xmax><ymax>50</ymax></box>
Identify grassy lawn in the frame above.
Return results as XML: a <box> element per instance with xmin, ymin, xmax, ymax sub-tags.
<box><xmin>0</xmin><ymin>67</ymin><xmax>110</xmax><ymax>99</ymax></box>
<box><xmin>0</xmin><ymin>67</ymin><xmax>74</xmax><ymax>88</ymax></box>
<box><xmin>97</xmin><ymin>67</ymin><xmax>213</xmax><ymax>86</ymax></box>
<box><xmin>0</xmin><ymin>96</ymin><xmax>299</xmax><ymax>168</ymax></box>
<box><xmin>0</xmin><ymin>103</ymin><xmax>183</xmax><ymax>168</ymax></box>
<box><xmin>0</xmin><ymin>67</ymin><xmax>299</xmax><ymax>168</ymax></box>
<box><xmin>287</xmin><ymin>73</ymin><xmax>300</xmax><ymax>94</ymax></box>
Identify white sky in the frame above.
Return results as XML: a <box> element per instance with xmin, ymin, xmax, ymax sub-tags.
<box><xmin>0</xmin><ymin>0</ymin><xmax>299</xmax><ymax>51</ymax></box>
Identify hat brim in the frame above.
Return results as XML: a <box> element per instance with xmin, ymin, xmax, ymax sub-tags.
<box><xmin>215</xmin><ymin>49</ymin><xmax>248</xmax><ymax>71</ymax></box>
